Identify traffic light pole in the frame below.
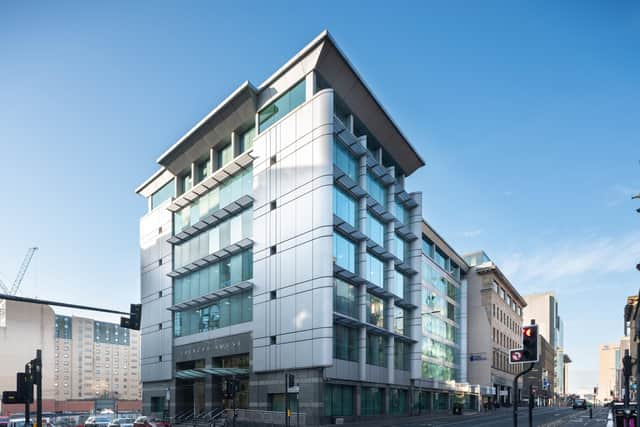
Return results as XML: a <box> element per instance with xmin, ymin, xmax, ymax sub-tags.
<box><xmin>512</xmin><ymin>363</ymin><xmax>535</xmax><ymax>427</ymax></box>
<box><xmin>36</xmin><ymin>350</ymin><xmax>42</xmax><ymax>427</ymax></box>
<box><xmin>24</xmin><ymin>363</ymin><xmax>30</xmax><ymax>427</ymax></box>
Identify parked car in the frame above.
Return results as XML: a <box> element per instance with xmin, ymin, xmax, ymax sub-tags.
<box><xmin>84</xmin><ymin>417</ymin><xmax>112</xmax><ymax>427</ymax></box>
<box><xmin>148</xmin><ymin>419</ymin><xmax>169</xmax><ymax>427</ymax></box>
<box><xmin>108</xmin><ymin>419</ymin><xmax>135</xmax><ymax>427</ymax></box>
<box><xmin>573</xmin><ymin>398</ymin><xmax>587</xmax><ymax>410</ymax></box>
<box><xmin>133</xmin><ymin>417</ymin><xmax>152</xmax><ymax>427</ymax></box>
<box><xmin>8</xmin><ymin>419</ymin><xmax>54</xmax><ymax>427</ymax></box>
<box><xmin>0</xmin><ymin>417</ymin><xmax>9</xmax><ymax>427</ymax></box>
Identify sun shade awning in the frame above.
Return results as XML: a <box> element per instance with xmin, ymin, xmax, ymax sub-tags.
<box><xmin>175</xmin><ymin>367</ymin><xmax>249</xmax><ymax>379</ymax></box>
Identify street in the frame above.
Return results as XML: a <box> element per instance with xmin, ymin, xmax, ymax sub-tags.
<box><xmin>327</xmin><ymin>407</ymin><xmax>612</xmax><ymax>427</ymax></box>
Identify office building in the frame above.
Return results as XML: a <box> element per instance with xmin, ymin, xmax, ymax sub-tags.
<box><xmin>464</xmin><ymin>251</ymin><xmax>526</xmax><ymax>406</ymax></box>
<box><xmin>598</xmin><ymin>343</ymin><xmax>620</xmax><ymax>403</ymax></box>
<box><xmin>522</xmin><ymin>292</ymin><xmax>564</xmax><ymax>400</ymax></box>
<box><xmin>522</xmin><ymin>335</ymin><xmax>555</xmax><ymax>406</ymax></box>
<box><xmin>54</xmin><ymin>315</ymin><xmax>141</xmax><ymax>401</ymax></box>
<box><xmin>135</xmin><ymin>31</ymin><xmax>481</xmax><ymax>423</ymax></box>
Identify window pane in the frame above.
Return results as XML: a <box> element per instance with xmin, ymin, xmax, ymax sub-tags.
<box><xmin>365</xmin><ymin>253</ymin><xmax>385</xmax><ymax>288</ymax></box>
<box><xmin>333</xmin><ymin>186</ymin><xmax>357</xmax><ymax>227</ymax></box>
<box><xmin>367</xmin><ymin>173</ymin><xmax>386</xmax><ymax>206</ymax></box>
<box><xmin>333</xmin><ymin>233</ymin><xmax>356</xmax><ymax>273</ymax></box>
<box><xmin>151</xmin><ymin>180</ymin><xmax>174</xmax><ymax>210</ymax></box>
<box><xmin>366</xmin><ymin>214</ymin><xmax>385</xmax><ymax>247</ymax></box>
<box><xmin>258</xmin><ymin>80</ymin><xmax>306</xmax><ymax>132</ymax></box>
<box><xmin>333</xmin><ymin>139</ymin><xmax>358</xmax><ymax>182</ymax></box>
<box><xmin>334</xmin><ymin>279</ymin><xmax>358</xmax><ymax>318</ymax></box>
<box><xmin>240</xmin><ymin>127</ymin><xmax>255</xmax><ymax>152</ymax></box>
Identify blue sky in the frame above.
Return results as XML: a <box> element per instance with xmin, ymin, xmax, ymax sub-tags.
<box><xmin>1</xmin><ymin>1</ymin><xmax>638</xmax><ymax>393</ymax></box>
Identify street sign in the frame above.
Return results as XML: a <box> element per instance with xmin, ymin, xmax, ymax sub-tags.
<box><xmin>510</xmin><ymin>349</ymin><xmax>525</xmax><ymax>363</ymax></box>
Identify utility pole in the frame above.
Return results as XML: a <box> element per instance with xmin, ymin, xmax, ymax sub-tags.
<box><xmin>24</xmin><ymin>363</ymin><xmax>31</xmax><ymax>427</ymax></box>
<box><xmin>35</xmin><ymin>350</ymin><xmax>42</xmax><ymax>427</ymax></box>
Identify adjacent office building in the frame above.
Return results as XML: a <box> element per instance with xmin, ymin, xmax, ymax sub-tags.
<box><xmin>135</xmin><ymin>31</ymin><xmax>482</xmax><ymax>423</ymax></box>
<box><xmin>522</xmin><ymin>292</ymin><xmax>565</xmax><ymax>400</ymax></box>
<box><xmin>522</xmin><ymin>335</ymin><xmax>555</xmax><ymax>406</ymax></box>
<box><xmin>597</xmin><ymin>343</ymin><xmax>620</xmax><ymax>403</ymax></box>
<box><xmin>464</xmin><ymin>251</ymin><xmax>527</xmax><ymax>406</ymax></box>
<box><xmin>54</xmin><ymin>315</ymin><xmax>141</xmax><ymax>401</ymax></box>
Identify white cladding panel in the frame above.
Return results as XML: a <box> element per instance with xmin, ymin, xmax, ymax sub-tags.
<box><xmin>252</xmin><ymin>89</ymin><xmax>334</xmax><ymax>372</ymax></box>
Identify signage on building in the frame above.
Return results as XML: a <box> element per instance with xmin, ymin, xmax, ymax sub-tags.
<box><xmin>174</xmin><ymin>333</ymin><xmax>251</xmax><ymax>362</ymax></box>
<box><xmin>469</xmin><ymin>353</ymin><xmax>487</xmax><ymax>362</ymax></box>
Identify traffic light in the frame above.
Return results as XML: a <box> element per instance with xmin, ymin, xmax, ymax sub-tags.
<box><xmin>288</xmin><ymin>374</ymin><xmax>295</xmax><ymax>388</ymax></box>
<box><xmin>522</xmin><ymin>325</ymin><xmax>539</xmax><ymax>363</ymax></box>
<box><xmin>120</xmin><ymin>304</ymin><xmax>142</xmax><ymax>330</ymax></box>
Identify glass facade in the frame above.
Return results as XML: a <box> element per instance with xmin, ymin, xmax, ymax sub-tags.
<box><xmin>217</xmin><ymin>144</ymin><xmax>233</xmax><ymax>170</ymax></box>
<box><xmin>55</xmin><ymin>315</ymin><xmax>72</xmax><ymax>339</ymax></box>
<box><xmin>391</xmin><ymin>270</ymin><xmax>406</xmax><ymax>299</ymax></box>
<box><xmin>333</xmin><ymin>233</ymin><xmax>356</xmax><ymax>273</ymax></box>
<box><xmin>334</xmin><ymin>279</ymin><xmax>358</xmax><ymax>318</ymax></box>
<box><xmin>174</xmin><ymin>209</ymin><xmax>252</xmax><ymax>269</ymax></box>
<box><xmin>151</xmin><ymin>180</ymin><xmax>174</xmax><ymax>210</ymax></box>
<box><xmin>390</xmin><ymin>389</ymin><xmax>408</xmax><ymax>414</ymax></box>
<box><xmin>366</xmin><ymin>333</ymin><xmax>387</xmax><ymax>367</ymax></box>
<box><xmin>366</xmin><ymin>293</ymin><xmax>385</xmax><ymax>327</ymax></box>
<box><xmin>334</xmin><ymin>139</ymin><xmax>358</xmax><ymax>182</ymax></box>
<box><xmin>94</xmin><ymin>321</ymin><xmax>130</xmax><ymax>345</ymax></box>
<box><xmin>174</xmin><ymin>167</ymin><xmax>252</xmax><ymax>234</ymax></box>
<box><xmin>333</xmin><ymin>186</ymin><xmax>357</xmax><ymax>227</ymax></box>
<box><xmin>365</xmin><ymin>253</ymin><xmax>385</xmax><ymax>288</ymax></box>
<box><xmin>258</xmin><ymin>79</ymin><xmax>306</xmax><ymax>133</ymax></box>
<box><xmin>367</xmin><ymin>173</ymin><xmax>386</xmax><ymax>206</ymax></box>
<box><xmin>394</xmin><ymin>235</ymin><xmax>407</xmax><ymax>262</ymax></box>
<box><xmin>173</xmin><ymin>250</ymin><xmax>253</xmax><ymax>304</ymax></box>
<box><xmin>421</xmin><ymin>242</ymin><xmax>462</xmax><ymax>382</ymax></box>
<box><xmin>394</xmin><ymin>200</ymin><xmax>410</xmax><ymax>225</ymax></box>
<box><xmin>393</xmin><ymin>306</ymin><xmax>405</xmax><ymax>336</ymax></box>
<box><xmin>174</xmin><ymin>290</ymin><xmax>252</xmax><ymax>337</ymax></box>
<box><xmin>361</xmin><ymin>387</ymin><xmax>384</xmax><ymax>416</ymax></box>
<box><xmin>334</xmin><ymin>324</ymin><xmax>359</xmax><ymax>362</ymax></box>
<box><xmin>365</xmin><ymin>213</ymin><xmax>385</xmax><ymax>247</ymax></box>
<box><xmin>323</xmin><ymin>385</ymin><xmax>354</xmax><ymax>417</ymax></box>
<box><xmin>239</xmin><ymin>127</ymin><xmax>255</xmax><ymax>153</ymax></box>
<box><xmin>394</xmin><ymin>341</ymin><xmax>409</xmax><ymax>371</ymax></box>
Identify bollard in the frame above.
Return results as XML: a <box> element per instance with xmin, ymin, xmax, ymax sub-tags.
<box><xmin>589</xmin><ymin>407</ymin><xmax>592</xmax><ymax>418</ymax></box>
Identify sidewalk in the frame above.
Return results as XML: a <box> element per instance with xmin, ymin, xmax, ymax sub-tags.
<box><xmin>320</xmin><ymin>407</ymin><xmax>511</xmax><ymax>427</ymax></box>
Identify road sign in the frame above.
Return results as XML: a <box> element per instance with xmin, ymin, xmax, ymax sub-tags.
<box><xmin>510</xmin><ymin>349</ymin><xmax>525</xmax><ymax>363</ymax></box>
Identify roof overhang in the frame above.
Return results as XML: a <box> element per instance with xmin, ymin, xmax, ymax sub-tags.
<box><xmin>259</xmin><ymin>30</ymin><xmax>425</xmax><ymax>176</ymax></box>
<box><xmin>157</xmin><ymin>81</ymin><xmax>258</xmax><ymax>175</ymax></box>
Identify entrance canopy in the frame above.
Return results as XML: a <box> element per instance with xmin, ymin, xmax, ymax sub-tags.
<box><xmin>176</xmin><ymin>367</ymin><xmax>249</xmax><ymax>379</ymax></box>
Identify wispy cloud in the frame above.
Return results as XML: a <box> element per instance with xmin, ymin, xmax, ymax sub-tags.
<box><xmin>460</xmin><ymin>229</ymin><xmax>483</xmax><ymax>238</ymax></box>
<box><xmin>501</xmin><ymin>231</ymin><xmax>640</xmax><ymax>288</ymax></box>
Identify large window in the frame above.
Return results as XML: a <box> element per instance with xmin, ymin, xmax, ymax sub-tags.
<box><xmin>366</xmin><ymin>213</ymin><xmax>385</xmax><ymax>247</ymax></box>
<box><xmin>334</xmin><ymin>139</ymin><xmax>358</xmax><ymax>182</ymax></box>
<box><xmin>195</xmin><ymin>159</ymin><xmax>210</xmax><ymax>184</ymax></box>
<box><xmin>366</xmin><ymin>294</ymin><xmax>384</xmax><ymax>327</ymax></box>
<box><xmin>323</xmin><ymin>385</ymin><xmax>354</xmax><ymax>417</ymax></box>
<box><xmin>217</xmin><ymin>144</ymin><xmax>233</xmax><ymax>170</ymax></box>
<box><xmin>334</xmin><ymin>279</ymin><xmax>358</xmax><ymax>318</ymax></box>
<box><xmin>394</xmin><ymin>235</ymin><xmax>407</xmax><ymax>262</ymax></box>
<box><xmin>174</xmin><ymin>209</ymin><xmax>252</xmax><ymax>269</ymax></box>
<box><xmin>334</xmin><ymin>324</ymin><xmax>358</xmax><ymax>362</ymax></box>
<box><xmin>393</xmin><ymin>306</ymin><xmax>405</xmax><ymax>336</ymax></box>
<box><xmin>361</xmin><ymin>387</ymin><xmax>383</xmax><ymax>416</ymax></box>
<box><xmin>394</xmin><ymin>342</ymin><xmax>409</xmax><ymax>371</ymax></box>
<box><xmin>239</xmin><ymin>127</ymin><xmax>255</xmax><ymax>153</ymax></box>
<box><xmin>392</xmin><ymin>270</ymin><xmax>406</xmax><ymax>299</ymax></box>
<box><xmin>258</xmin><ymin>79</ymin><xmax>306</xmax><ymax>132</ymax></box>
<box><xmin>390</xmin><ymin>389</ymin><xmax>408</xmax><ymax>414</ymax></box>
<box><xmin>333</xmin><ymin>233</ymin><xmax>356</xmax><ymax>273</ymax></box>
<box><xmin>365</xmin><ymin>253</ymin><xmax>385</xmax><ymax>288</ymax></box>
<box><xmin>173</xmin><ymin>250</ymin><xmax>253</xmax><ymax>305</ymax></box>
<box><xmin>173</xmin><ymin>290</ymin><xmax>252</xmax><ymax>337</ymax></box>
<box><xmin>366</xmin><ymin>333</ymin><xmax>387</xmax><ymax>367</ymax></box>
<box><xmin>394</xmin><ymin>200</ymin><xmax>410</xmax><ymax>225</ymax></box>
<box><xmin>151</xmin><ymin>180</ymin><xmax>174</xmax><ymax>210</ymax></box>
<box><xmin>367</xmin><ymin>173</ymin><xmax>386</xmax><ymax>207</ymax></box>
<box><xmin>180</xmin><ymin>174</ymin><xmax>192</xmax><ymax>195</ymax></box>
<box><xmin>174</xmin><ymin>167</ymin><xmax>252</xmax><ymax>234</ymax></box>
<box><xmin>333</xmin><ymin>187</ymin><xmax>357</xmax><ymax>227</ymax></box>
<box><xmin>422</xmin><ymin>237</ymin><xmax>435</xmax><ymax>258</ymax></box>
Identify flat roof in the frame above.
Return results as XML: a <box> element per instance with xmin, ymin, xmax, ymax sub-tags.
<box><xmin>147</xmin><ymin>30</ymin><xmax>425</xmax><ymax>180</ymax></box>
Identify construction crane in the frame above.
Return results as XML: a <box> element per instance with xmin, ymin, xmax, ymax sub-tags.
<box><xmin>0</xmin><ymin>247</ymin><xmax>38</xmax><ymax>295</ymax></box>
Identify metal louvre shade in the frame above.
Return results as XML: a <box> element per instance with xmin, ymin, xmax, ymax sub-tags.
<box><xmin>175</xmin><ymin>367</ymin><xmax>249</xmax><ymax>379</ymax></box>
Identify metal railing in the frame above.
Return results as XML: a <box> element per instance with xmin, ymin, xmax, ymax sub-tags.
<box><xmin>222</xmin><ymin>409</ymin><xmax>306</xmax><ymax>426</ymax></box>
